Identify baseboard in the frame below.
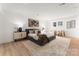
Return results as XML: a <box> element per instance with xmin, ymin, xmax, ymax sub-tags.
<box><xmin>0</xmin><ymin>40</ymin><xmax>14</xmax><ymax>45</ymax></box>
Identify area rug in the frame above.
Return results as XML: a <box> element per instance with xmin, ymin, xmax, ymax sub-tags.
<box><xmin>22</xmin><ymin>36</ymin><xmax>71</xmax><ymax>56</ymax></box>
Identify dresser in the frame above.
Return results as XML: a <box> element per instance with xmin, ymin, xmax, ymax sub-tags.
<box><xmin>13</xmin><ymin>32</ymin><xmax>27</xmax><ymax>41</ymax></box>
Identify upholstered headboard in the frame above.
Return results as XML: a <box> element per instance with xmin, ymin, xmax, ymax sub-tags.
<box><xmin>28</xmin><ymin>29</ymin><xmax>39</xmax><ymax>34</ymax></box>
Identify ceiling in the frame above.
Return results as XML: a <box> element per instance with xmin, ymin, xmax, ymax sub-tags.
<box><xmin>0</xmin><ymin>3</ymin><xmax>79</xmax><ymax>20</ymax></box>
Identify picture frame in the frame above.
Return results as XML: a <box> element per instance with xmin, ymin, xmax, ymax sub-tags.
<box><xmin>67</xmin><ymin>21</ymin><xmax>71</xmax><ymax>29</ymax></box>
<box><xmin>71</xmin><ymin>20</ymin><xmax>76</xmax><ymax>28</ymax></box>
<box><xmin>58</xmin><ymin>21</ymin><xmax>63</xmax><ymax>26</ymax></box>
<box><xmin>28</xmin><ymin>18</ymin><xmax>39</xmax><ymax>27</ymax></box>
<box><xmin>67</xmin><ymin>20</ymin><xmax>76</xmax><ymax>29</ymax></box>
<box><xmin>53</xmin><ymin>22</ymin><xmax>56</xmax><ymax>27</ymax></box>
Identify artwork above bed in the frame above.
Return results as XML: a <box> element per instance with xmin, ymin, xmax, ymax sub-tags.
<box><xmin>28</xmin><ymin>18</ymin><xmax>39</xmax><ymax>27</ymax></box>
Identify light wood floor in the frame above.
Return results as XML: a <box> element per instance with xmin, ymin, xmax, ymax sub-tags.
<box><xmin>66</xmin><ymin>38</ymin><xmax>79</xmax><ymax>56</ymax></box>
<box><xmin>0</xmin><ymin>40</ymin><xmax>32</xmax><ymax>56</ymax></box>
<box><xmin>0</xmin><ymin>38</ymin><xmax>79</xmax><ymax>56</ymax></box>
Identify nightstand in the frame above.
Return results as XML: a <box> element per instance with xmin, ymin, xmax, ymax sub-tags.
<box><xmin>13</xmin><ymin>32</ymin><xmax>27</xmax><ymax>41</ymax></box>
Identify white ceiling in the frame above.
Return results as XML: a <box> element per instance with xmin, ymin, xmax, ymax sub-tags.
<box><xmin>0</xmin><ymin>3</ymin><xmax>79</xmax><ymax>20</ymax></box>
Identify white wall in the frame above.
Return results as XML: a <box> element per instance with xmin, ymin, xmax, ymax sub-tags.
<box><xmin>67</xmin><ymin>16</ymin><xmax>79</xmax><ymax>38</ymax></box>
<box><xmin>0</xmin><ymin>11</ymin><xmax>43</xmax><ymax>44</ymax></box>
<box><xmin>45</xmin><ymin>15</ymin><xmax>79</xmax><ymax>38</ymax></box>
<box><xmin>0</xmin><ymin>14</ymin><xmax>4</xmax><ymax>43</ymax></box>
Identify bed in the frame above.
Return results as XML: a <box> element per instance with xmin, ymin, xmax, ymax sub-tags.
<box><xmin>28</xmin><ymin>33</ymin><xmax>55</xmax><ymax>46</ymax></box>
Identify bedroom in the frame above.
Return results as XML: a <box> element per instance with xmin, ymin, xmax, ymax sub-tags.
<box><xmin>0</xmin><ymin>3</ymin><xmax>79</xmax><ymax>56</ymax></box>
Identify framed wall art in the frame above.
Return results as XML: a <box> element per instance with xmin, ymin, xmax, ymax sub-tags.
<box><xmin>58</xmin><ymin>21</ymin><xmax>63</xmax><ymax>26</ymax></box>
<box><xmin>66</xmin><ymin>20</ymin><xmax>76</xmax><ymax>29</ymax></box>
<box><xmin>67</xmin><ymin>21</ymin><xmax>71</xmax><ymax>29</ymax></box>
<box><xmin>28</xmin><ymin>18</ymin><xmax>39</xmax><ymax>27</ymax></box>
<box><xmin>53</xmin><ymin>22</ymin><xmax>56</xmax><ymax>27</ymax></box>
<box><xmin>71</xmin><ymin>20</ymin><xmax>76</xmax><ymax>28</ymax></box>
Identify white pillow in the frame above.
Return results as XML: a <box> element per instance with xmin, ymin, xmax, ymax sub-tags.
<box><xmin>28</xmin><ymin>34</ymin><xmax>38</xmax><ymax>40</ymax></box>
